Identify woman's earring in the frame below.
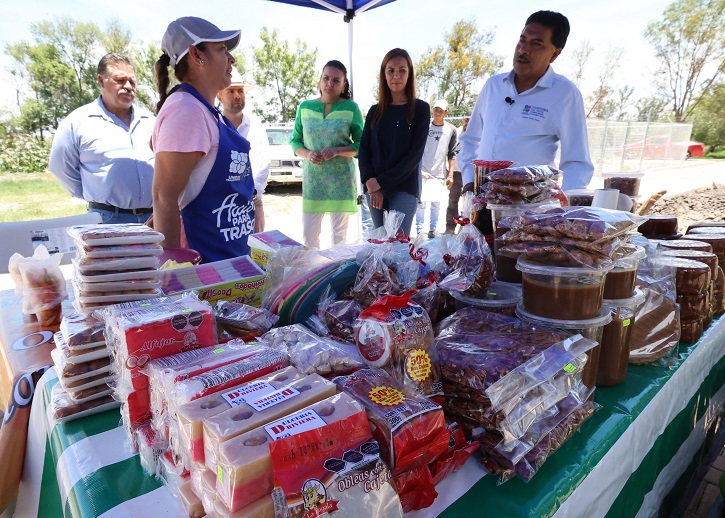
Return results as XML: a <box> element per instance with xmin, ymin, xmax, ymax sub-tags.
<box><xmin>199</xmin><ymin>60</ymin><xmax>205</xmax><ymax>65</ymax></box>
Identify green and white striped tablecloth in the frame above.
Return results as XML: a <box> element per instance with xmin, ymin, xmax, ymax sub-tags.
<box><xmin>10</xmin><ymin>316</ymin><xmax>725</xmax><ymax>518</ymax></box>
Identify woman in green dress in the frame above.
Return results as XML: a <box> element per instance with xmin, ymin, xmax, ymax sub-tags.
<box><xmin>291</xmin><ymin>60</ymin><xmax>364</xmax><ymax>248</ymax></box>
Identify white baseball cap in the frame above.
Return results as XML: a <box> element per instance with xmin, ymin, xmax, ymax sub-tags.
<box><xmin>229</xmin><ymin>68</ymin><xmax>256</xmax><ymax>91</ymax></box>
<box><xmin>162</xmin><ymin>17</ymin><xmax>241</xmax><ymax>67</ymax></box>
<box><xmin>433</xmin><ymin>99</ymin><xmax>449</xmax><ymax>111</ymax></box>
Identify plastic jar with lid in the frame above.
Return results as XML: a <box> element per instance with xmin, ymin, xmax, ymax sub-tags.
<box><xmin>564</xmin><ymin>189</ymin><xmax>595</xmax><ymax>207</ymax></box>
<box><xmin>602</xmin><ymin>171</ymin><xmax>645</xmax><ymax>197</ymax></box>
<box><xmin>603</xmin><ymin>245</ymin><xmax>646</xmax><ymax>300</ymax></box>
<box><xmin>599</xmin><ymin>289</ymin><xmax>645</xmax><ymax>387</ymax></box>
<box><xmin>448</xmin><ymin>281</ymin><xmax>522</xmax><ymax>317</ymax></box>
<box><xmin>515</xmin><ymin>303</ymin><xmax>612</xmax><ymax>390</ymax></box>
<box><xmin>516</xmin><ymin>256</ymin><xmax>613</xmax><ymax>320</ymax></box>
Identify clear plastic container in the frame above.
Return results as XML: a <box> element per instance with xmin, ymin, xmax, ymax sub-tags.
<box><xmin>491</xmin><ymin>201</ymin><xmax>560</xmax><ymax>284</ymax></box>
<box><xmin>449</xmin><ymin>282</ymin><xmax>522</xmax><ymax>317</ymax></box>
<box><xmin>603</xmin><ymin>245</ymin><xmax>646</xmax><ymax>299</ymax></box>
<box><xmin>564</xmin><ymin>189</ymin><xmax>595</xmax><ymax>207</ymax></box>
<box><xmin>517</xmin><ymin>257</ymin><xmax>612</xmax><ymax>320</ymax></box>
<box><xmin>596</xmin><ymin>306</ymin><xmax>635</xmax><ymax>387</ymax></box>
<box><xmin>602</xmin><ymin>286</ymin><xmax>646</xmax><ymax>313</ymax></box>
<box><xmin>515</xmin><ymin>304</ymin><xmax>612</xmax><ymax>389</ymax></box>
<box><xmin>602</xmin><ymin>171</ymin><xmax>645</xmax><ymax>197</ymax></box>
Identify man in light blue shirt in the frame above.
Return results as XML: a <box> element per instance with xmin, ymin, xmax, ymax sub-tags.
<box><xmin>49</xmin><ymin>53</ymin><xmax>155</xmax><ymax>224</ymax></box>
<box><xmin>460</xmin><ymin>10</ymin><xmax>594</xmax><ymax>193</ymax></box>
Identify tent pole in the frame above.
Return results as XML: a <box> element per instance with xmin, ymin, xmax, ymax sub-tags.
<box><xmin>348</xmin><ymin>18</ymin><xmax>354</xmax><ymax>97</ymax></box>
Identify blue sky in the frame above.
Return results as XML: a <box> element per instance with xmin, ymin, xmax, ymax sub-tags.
<box><xmin>0</xmin><ymin>0</ymin><xmax>673</xmax><ymax>115</ymax></box>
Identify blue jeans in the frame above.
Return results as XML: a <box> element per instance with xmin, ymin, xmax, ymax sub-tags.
<box><xmin>90</xmin><ymin>208</ymin><xmax>152</xmax><ymax>225</ymax></box>
<box><xmin>416</xmin><ymin>201</ymin><xmax>440</xmax><ymax>234</ymax></box>
<box><xmin>367</xmin><ymin>191</ymin><xmax>418</xmax><ymax>237</ymax></box>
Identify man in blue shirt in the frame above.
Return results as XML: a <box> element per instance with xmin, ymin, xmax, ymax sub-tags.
<box><xmin>49</xmin><ymin>53</ymin><xmax>155</xmax><ymax>224</ymax></box>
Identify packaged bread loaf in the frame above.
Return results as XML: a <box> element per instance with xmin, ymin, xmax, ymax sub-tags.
<box><xmin>333</xmin><ymin>368</ymin><xmax>449</xmax><ymax>475</ymax></box>
<box><xmin>354</xmin><ymin>292</ymin><xmax>442</xmax><ymax>400</ymax></box>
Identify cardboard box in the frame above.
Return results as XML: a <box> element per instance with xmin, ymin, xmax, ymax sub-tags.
<box><xmin>247</xmin><ymin>230</ymin><xmax>302</xmax><ymax>269</ymax></box>
<box><xmin>160</xmin><ymin>256</ymin><xmax>267</xmax><ymax>307</ymax></box>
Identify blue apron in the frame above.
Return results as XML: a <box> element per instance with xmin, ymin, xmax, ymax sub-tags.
<box><xmin>174</xmin><ymin>84</ymin><xmax>255</xmax><ymax>263</ymax></box>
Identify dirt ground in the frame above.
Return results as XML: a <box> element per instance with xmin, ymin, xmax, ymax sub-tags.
<box><xmin>646</xmin><ymin>183</ymin><xmax>725</xmax><ymax>233</ymax></box>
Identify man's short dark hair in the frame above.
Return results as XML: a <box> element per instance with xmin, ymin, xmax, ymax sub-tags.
<box><xmin>525</xmin><ymin>11</ymin><xmax>570</xmax><ymax>49</ymax></box>
<box><xmin>97</xmin><ymin>53</ymin><xmax>135</xmax><ymax>77</ymax></box>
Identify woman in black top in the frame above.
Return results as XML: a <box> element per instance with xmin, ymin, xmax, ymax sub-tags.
<box><xmin>359</xmin><ymin>48</ymin><xmax>430</xmax><ymax>237</ymax></box>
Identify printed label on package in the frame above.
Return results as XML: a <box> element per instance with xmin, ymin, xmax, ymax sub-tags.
<box><xmin>248</xmin><ymin>385</ymin><xmax>300</xmax><ymax>412</ymax></box>
<box><xmin>221</xmin><ymin>380</ymin><xmax>276</xmax><ymax>407</ymax></box>
<box><xmin>265</xmin><ymin>409</ymin><xmax>327</xmax><ymax>440</ymax></box>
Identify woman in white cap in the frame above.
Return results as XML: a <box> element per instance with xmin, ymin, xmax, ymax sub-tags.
<box><xmin>152</xmin><ymin>16</ymin><xmax>254</xmax><ymax>263</ymax></box>
<box><xmin>290</xmin><ymin>60</ymin><xmax>364</xmax><ymax>249</ymax></box>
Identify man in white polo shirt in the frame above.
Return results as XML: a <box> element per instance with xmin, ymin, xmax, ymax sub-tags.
<box><xmin>217</xmin><ymin>70</ymin><xmax>271</xmax><ymax>232</ymax></box>
<box><xmin>459</xmin><ymin>10</ymin><xmax>593</xmax><ymax>196</ymax></box>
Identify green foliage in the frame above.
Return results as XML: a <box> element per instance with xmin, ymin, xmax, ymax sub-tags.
<box><xmin>2</xmin><ymin>17</ymin><xmax>157</xmax><ymax>134</ymax></box>
<box><xmin>645</xmin><ymin>0</ymin><xmax>725</xmax><ymax>122</ymax></box>
<box><xmin>416</xmin><ymin>19</ymin><xmax>503</xmax><ymax>114</ymax></box>
<box><xmin>0</xmin><ymin>133</ymin><xmax>51</xmax><ymax>174</ymax></box>
<box><xmin>129</xmin><ymin>42</ymin><xmax>162</xmax><ymax>113</ymax></box>
<box><xmin>635</xmin><ymin>96</ymin><xmax>671</xmax><ymax>121</ymax></box>
<box><xmin>692</xmin><ymin>83</ymin><xmax>725</xmax><ymax>147</ymax></box>
<box><xmin>252</xmin><ymin>27</ymin><xmax>318</xmax><ymax>123</ymax></box>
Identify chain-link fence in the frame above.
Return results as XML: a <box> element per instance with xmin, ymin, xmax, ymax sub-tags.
<box><xmin>587</xmin><ymin>120</ymin><xmax>694</xmax><ymax>175</ymax></box>
<box><xmin>444</xmin><ymin>117</ymin><xmax>695</xmax><ymax>175</ymax></box>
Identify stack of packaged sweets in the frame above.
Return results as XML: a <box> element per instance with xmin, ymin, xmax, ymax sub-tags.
<box><xmin>50</xmin><ymin>312</ymin><xmax>118</xmax><ymax>422</ymax></box>
<box><xmin>66</xmin><ymin>223</ymin><xmax>164</xmax><ymax>315</ymax></box>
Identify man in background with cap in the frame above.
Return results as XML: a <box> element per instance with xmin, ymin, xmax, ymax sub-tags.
<box><xmin>217</xmin><ymin>70</ymin><xmax>270</xmax><ymax>232</ymax></box>
<box><xmin>49</xmin><ymin>53</ymin><xmax>155</xmax><ymax>224</ymax></box>
<box><xmin>416</xmin><ymin>98</ymin><xmax>457</xmax><ymax>238</ymax></box>
<box><xmin>444</xmin><ymin>110</ymin><xmax>470</xmax><ymax>234</ymax></box>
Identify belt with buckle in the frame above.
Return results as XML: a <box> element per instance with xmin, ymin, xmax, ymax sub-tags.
<box><xmin>88</xmin><ymin>202</ymin><xmax>153</xmax><ymax>215</ymax></box>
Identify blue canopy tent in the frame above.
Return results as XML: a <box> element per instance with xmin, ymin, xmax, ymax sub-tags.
<box><xmin>264</xmin><ymin>0</ymin><xmax>400</xmax><ymax>95</ymax></box>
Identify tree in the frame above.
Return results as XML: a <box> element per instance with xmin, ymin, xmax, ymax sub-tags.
<box><xmin>645</xmin><ymin>0</ymin><xmax>725</xmax><ymax>122</ymax></box>
<box><xmin>691</xmin><ymin>82</ymin><xmax>725</xmax><ymax>149</ymax></box>
<box><xmin>562</xmin><ymin>40</ymin><xmax>593</xmax><ymax>89</ymax></box>
<box><xmin>252</xmin><ymin>27</ymin><xmax>318</xmax><ymax>123</ymax></box>
<box><xmin>585</xmin><ymin>47</ymin><xmax>624</xmax><ymax>118</ymax></box>
<box><xmin>416</xmin><ymin>19</ymin><xmax>503</xmax><ymax>115</ymax></box>
<box><xmin>635</xmin><ymin>95</ymin><xmax>670</xmax><ymax>121</ymax></box>
<box><xmin>129</xmin><ymin>42</ymin><xmax>162</xmax><ymax>113</ymax></box>
<box><xmin>102</xmin><ymin>19</ymin><xmax>132</xmax><ymax>54</ymax></box>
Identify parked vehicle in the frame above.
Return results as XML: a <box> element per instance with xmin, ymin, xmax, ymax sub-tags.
<box><xmin>266</xmin><ymin>126</ymin><xmax>303</xmax><ymax>185</ymax></box>
<box><xmin>621</xmin><ymin>135</ymin><xmax>705</xmax><ymax>160</ymax></box>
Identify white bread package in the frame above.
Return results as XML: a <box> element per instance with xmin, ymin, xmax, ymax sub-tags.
<box><xmin>215</xmin><ymin>392</ymin><xmax>365</xmax><ymax>512</ymax></box>
<box><xmin>202</xmin><ymin>372</ymin><xmax>337</xmax><ymax>470</ymax></box>
<box><xmin>176</xmin><ymin>366</ymin><xmax>304</xmax><ymax>464</ymax></box>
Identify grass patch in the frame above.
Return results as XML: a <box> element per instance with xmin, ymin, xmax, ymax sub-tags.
<box><xmin>0</xmin><ymin>173</ymin><xmax>86</xmax><ymax>222</ymax></box>
<box><xmin>705</xmin><ymin>150</ymin><xmax>725</xmax><ymax>159</ymax></box>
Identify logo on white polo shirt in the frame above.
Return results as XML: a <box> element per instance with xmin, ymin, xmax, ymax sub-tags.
<box><xmin>522</xmin><ymin>104</ymin><xmax>549</xmax><ymax>121</ymax></box>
